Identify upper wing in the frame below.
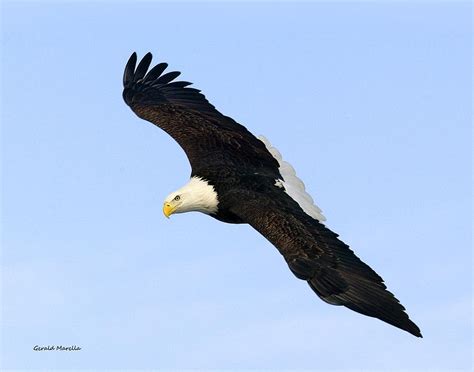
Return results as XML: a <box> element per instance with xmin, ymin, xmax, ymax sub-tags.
<box><xmin>226</xmin><ymin>187</ymin><xmax>422</xmax><ymax>337</ymax></box>
<box><xmin>122</xmin><ymin>52</ymin><xmax>279</xmax><ymax>177</ymax></box>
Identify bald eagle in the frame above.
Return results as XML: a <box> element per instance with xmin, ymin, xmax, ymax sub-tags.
<box><xmin>122</xmin><ymin>52</ymin><xmax>422</xmax><ymax>338</ymax></box>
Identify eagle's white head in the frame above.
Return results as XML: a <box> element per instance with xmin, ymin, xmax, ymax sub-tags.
<box><xmin>163</xmin><ymin>176</ymin><xmax>219</xmax><ymax>218</ymax></box>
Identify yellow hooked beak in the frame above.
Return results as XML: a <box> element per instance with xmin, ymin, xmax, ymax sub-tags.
<box><xmin>163</xmin><ymin>202</ymin><xmax>176</xmax><ymax>218</ymax></box>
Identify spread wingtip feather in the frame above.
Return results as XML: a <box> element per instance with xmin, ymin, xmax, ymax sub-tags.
<box><xmin>134</xmin><ymin>52</ymin><xmax>153</xmax><ymax>82</ymax></box>
<box><xmin>123</xmin><ymin>52</ymin><xmax>137</xmax><ymax>86</ymax></box>
<box><xmin>122</xmin><ymin>52</ymin><xmax>219</xmax><ymax>115</ymax></box>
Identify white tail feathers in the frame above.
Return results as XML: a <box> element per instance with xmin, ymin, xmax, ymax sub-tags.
<box><xmin>258</xmin><ymin>135</ymin><xmax>326</xmax><ymax>222</ymax></box>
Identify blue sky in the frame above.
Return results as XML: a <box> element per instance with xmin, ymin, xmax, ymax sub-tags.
<box><xmin>1</xmin><ymin>1</ymin><xmax>472</xmax><ymax>370</ymax></box>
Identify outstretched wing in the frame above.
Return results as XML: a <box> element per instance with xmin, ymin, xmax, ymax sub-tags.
<box><xmin>122</xmin><ymin>52</ymin><xmax>279</xmax><ymax>177</ymax></box>
<box><xmin>225</xmin><ymin>187</ymin><xmax>422</xmax><ymax>337</ymax></box>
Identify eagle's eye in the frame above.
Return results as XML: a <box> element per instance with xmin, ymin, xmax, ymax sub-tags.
<box><xmin>174</xmin><ymin>195</ymin><xmax>181</xmax><ymax>201</ymax></box>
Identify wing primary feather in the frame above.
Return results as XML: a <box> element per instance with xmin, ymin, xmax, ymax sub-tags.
<box><xmin>123</xmin><ymin>52</ymin><xmax>137</xmax><ymax>86</ymax></box>
<box><xmin>156</xmin><ymin>71</ymin><xmax>181</xmax><ymax>84</ymax></box>
<box><xmin>133</xmin><ymin>52</ymin><xmax>153</xmax><ymax>82</ymax></box>
<box><xmin>166</xmin><ymin>81</ymin><xmax>193</xmax><ymax>88</ymax></box>
<box><xmin>144</xmin><ymin>62</ymin><xmax>168</xmax><ymax>82</ymax></box>
<box><xmin>122</xmin><ymin>53</ymin><xmax>222</xmax><ymax>117</ymax></box>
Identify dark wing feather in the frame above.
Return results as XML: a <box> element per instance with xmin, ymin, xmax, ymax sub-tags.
<box><xmin>166</xmin><ymin>81</ymin><xmax>193</xmax><ymax>88</ymax></box>
<box><xmin>134</xmin><ymin>52</ymin><xmax>153</xmax><ymax>82</ymax></box>
<box><xmin>225</xmin><ymin>187</ymin><xmax>422</xmax><ymax>338</ymax></box>
<box><xmin>123</xmin><ymin>52</ymin><xmax>137</xmax><ymax>86</ymax></box>
<box><xmin>156</xmin><ymin>71</ymin><xmax>181</xmax><ymax>84</ymax></box>
<box><xmin>122</xmin><ymin>52</ymin><xmax>280</xmax><ymax>177</ymax></box>
<box><xmin>144</xmin><ymin>62</ymin><xmax>168</xmax><ymax>82</ymax></box>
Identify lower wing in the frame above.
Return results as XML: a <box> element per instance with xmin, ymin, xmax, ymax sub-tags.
<box><xmin>226</xmin><ymin>187</ymin><xmax>422</xmax><ymax>337</ymax></box>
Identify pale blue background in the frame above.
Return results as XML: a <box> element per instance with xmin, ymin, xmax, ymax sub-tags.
<box><xmin>1</xmin><ymin>1</ymin><xmax>472</xmax><ymax>370</ymax></box>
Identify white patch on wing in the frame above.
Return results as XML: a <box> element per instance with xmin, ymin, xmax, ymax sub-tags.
<box><xmin>258</xmin><ymin>135</ymin><xmax>326</xmax><ymax>222</ymax></box>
